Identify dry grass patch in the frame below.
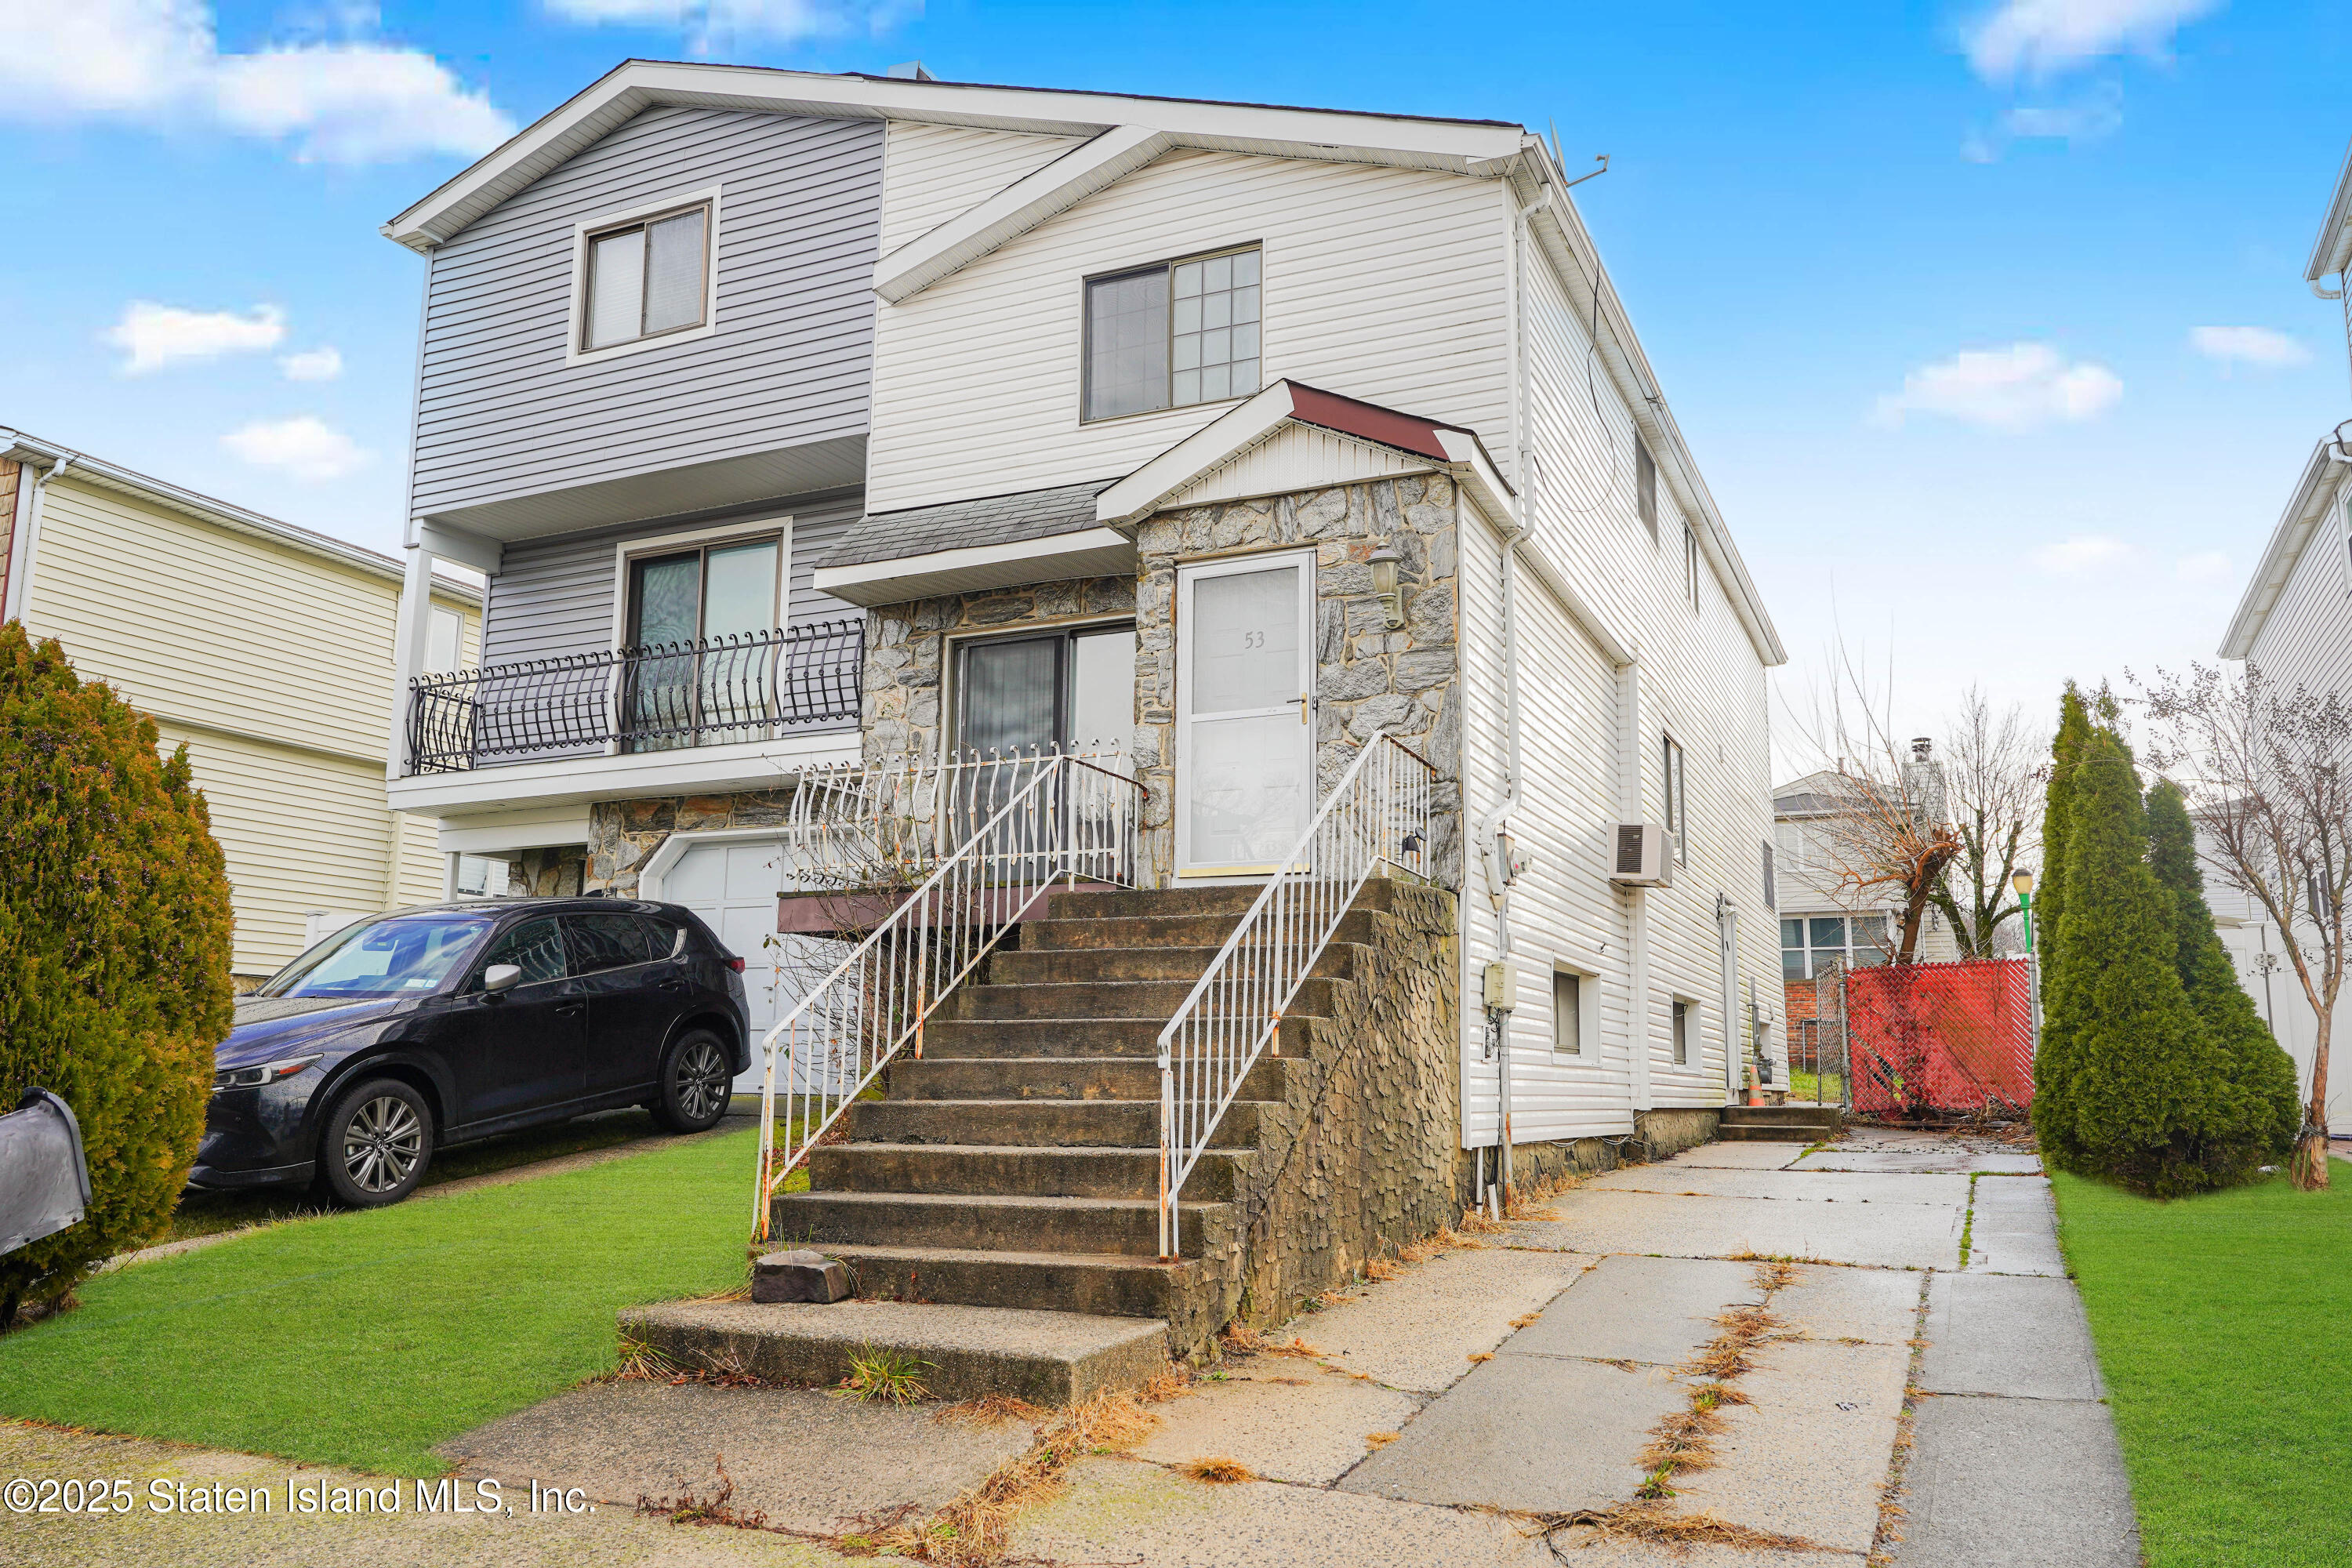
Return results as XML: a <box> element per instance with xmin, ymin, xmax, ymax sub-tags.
<box><xmin>1682</xmin><ymin>1305</ymin><xmax>1783</xmax><ymax>1381</ymax></box>
<box><xmin>1533</xmin><ymin>1501</ymin><xmax>1834</xmax><ymax>1555</ymax></box>
<box><xmin>1177</xmin><ymin>1454</ymin><xmax>1254</xmax><ymax>1484</ymax></box>
<box><xmin>1362</xmin><ymin>1258</ymin><xmax>1402</xmax><ymax>1282</ymax></box>
<box><xmin>935</xmin><ymin>1395</ymin><xmax>1048</xmax><ymax>1428</ymax></box>
<box><xmin>917</xmin><ymin>1387</ymin><xmax>1163</xmax><ymax>1566</ymax></box>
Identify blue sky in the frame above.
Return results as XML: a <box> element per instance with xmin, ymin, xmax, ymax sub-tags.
<box><xmin>3</xmin><ymin>1</ymin><xmax>2347</xmax><ymax>760</ymax></box>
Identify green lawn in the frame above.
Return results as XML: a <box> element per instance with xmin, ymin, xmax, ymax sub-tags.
<box><xmin>0</xmin><ymin>1126</ymin><xmax>764</xmax><ymax>1476</ymax></box>
<box><xmin>1787</xmin><ymin>1069</ymin><xmax>1846</xmax><ymax>1104</ymax></box>
<box><xmin>162</xmin><ymin>1105</ymin><xmax>702</xmax><ymax>1241</ymax></box>
<box><xmin>2053</xmin><ymin>1167</ymin><xmax>2352</xmax><ymax>1568</ymax></box>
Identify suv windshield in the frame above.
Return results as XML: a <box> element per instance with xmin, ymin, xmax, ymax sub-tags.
<box><xmin>260</xmin><ymin>913</ymin><xmax>496</xmax><ymax>999</ymax></box>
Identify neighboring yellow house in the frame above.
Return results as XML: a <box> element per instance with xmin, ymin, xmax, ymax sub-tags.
<box><xmin>0</xmin><ymin>430</ymin><xmax>480</xmax><ymax>985</ymax></box>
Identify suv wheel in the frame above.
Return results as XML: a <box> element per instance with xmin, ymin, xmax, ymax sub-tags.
<box><xmin>318</xmin><ymin>1078</ymin><xmax>434</xmax><ymax>1207</ymax></box>
<box><xmin>652</xmin><ymin>1029</ymin><xmax>733</xmax><ymax>1133</ymax></box>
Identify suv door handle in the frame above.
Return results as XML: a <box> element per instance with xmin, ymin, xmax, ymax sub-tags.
<box><xmin>555</xmin><ymin>1000</ymin><xmax>586</xmax><ymax>1017</ymax></box>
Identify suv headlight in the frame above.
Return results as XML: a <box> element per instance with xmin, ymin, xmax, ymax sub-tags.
<box><xmin>212</xmin><ymin>1054</ymin><xmax>323</xmax><ymax>1093</ymax></box>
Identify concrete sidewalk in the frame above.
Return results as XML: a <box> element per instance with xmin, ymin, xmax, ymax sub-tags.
<box><xmin>2</xmin><ymin>1127</ymin><xmax>2141</xmax><ymax>1567</ymax></box>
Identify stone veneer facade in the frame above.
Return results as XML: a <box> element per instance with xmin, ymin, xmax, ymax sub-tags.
<box><xmin>850</xmin><ymin>473</ymin><xmax>1465</xmax><ymax>887</ymax></box>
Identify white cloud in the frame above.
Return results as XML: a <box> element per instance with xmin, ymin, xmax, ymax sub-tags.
<box><xmin>542</xmin><ymin>0</ymin><xmax>922</xmax><ymax>51</ymax></box>
<box><xmin>1873</xmin><ymin>343</ymin><xmax>2123</xmax><ymax>431</ymax></box>
<box><xmin>1962</xmin><ymin>81</ymin><xmax>2125</xmax><ymax>162</ymax></box>
<box><xmin>1965</xmin><ymin>0</ymin><xmax>2222</xmax><ymax>82</ymax></box>
<box><xmin>0</xmin><ymin>1</ymin><xmax>512</xmax><ymax>164</ymax></box>
<box><xmin>2175</xmin><ymin>550</ymin><xmax>2234</xmax><ymax>585</ymax></box>
<box><xmin>2031</xmin><ymin>535</ymin><xmax>2134</xmax><ymax>575</ymax></box>
<box><xmin>2189</xmin><ymin>325</ymin><xmax>2309</xmax><ymax>371</ymax></box>
<box><xmin>221</xmin><ymin>416</ymin><xmax>372</xmax><ymax>481</ymax></box>
<box><xmin>278</xmin><ymin>346</ymin><xmax>343</xmax><ymax>382</ymax></box>
<box><xmin>103</xmin><ymin>301</ymin><xmax>285</xmax><ymax>374</ymax></box>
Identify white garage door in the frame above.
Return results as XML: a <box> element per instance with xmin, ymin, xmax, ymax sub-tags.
<box><xmin>662</xmin><ymin>838</ymin><xmax>847</xmax><ymax>1094</ymax></box>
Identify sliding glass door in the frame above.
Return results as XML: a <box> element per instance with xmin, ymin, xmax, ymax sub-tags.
<box><xmin>622</xmin><ymin>535</ymin><xmax>783</xmax><ymax>750</ymax></box>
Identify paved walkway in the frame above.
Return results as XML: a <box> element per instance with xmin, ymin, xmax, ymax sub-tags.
<box><xmin>2</xmin><ymin>1128</ymin><xmax>2140</xmax><ymax>1567</ymax></box>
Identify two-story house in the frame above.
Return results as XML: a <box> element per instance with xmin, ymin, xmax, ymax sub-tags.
<box><xmin>2211</xmin><ymin>143</ymin><xmax>2352</xmax><ymax>1134</ymax></box>
<box><xmin>1</xmin><ymin>429</ymin><xmax>481</xmax><ymax>984</ymax></box>
<box><xmin>376</xmin><ymin>63</ymin><xmax>1786</xmax><ymax>1359</ymax></box>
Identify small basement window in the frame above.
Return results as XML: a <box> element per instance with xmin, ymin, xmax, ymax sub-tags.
<box><xmin>1083</xmin><ymin>246</ymin><xmax>1261</xmax><ymax>421</ymax></box>
<box><xmin>583</xmin><ymin>201</ymin><xmax>711</xmax><ymax>352</ymax></box>
<box><xmin>1672</xmin><ymin>998</ymin><xmax>1693</xmax><ymax>1065</ymax></box>
<box><xmin>1554</xmin><ymin>968</ymin><xmax>1585</xmax><ymax>1055</ymax></box>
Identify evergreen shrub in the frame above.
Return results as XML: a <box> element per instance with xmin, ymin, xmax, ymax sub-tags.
<box><xmin>0</xmin><ymin>626</ymin><xmax>234</xmax><ymax>1319</ymax></box>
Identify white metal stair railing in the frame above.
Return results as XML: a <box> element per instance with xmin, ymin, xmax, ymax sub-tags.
<box><xmin>779</xmin><ymin>745</ymin><xmax>1126</xmax><ymax>892</ymax></box>
<box><xmin>1155</xmin><ymin>732</ymin><xmax>1438</xmax><ymax>1260</ymax></box>
<box><xmin>752</xmin><ymin>750</ymin><xmax>1143</xmax><ymax>1240</ymax></box>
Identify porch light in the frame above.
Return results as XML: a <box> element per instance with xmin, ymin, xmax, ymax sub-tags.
<box><xmin>1368</xmin><ymin>546</ymin><xmax>1403</xmax><ymax>629</ymax></box>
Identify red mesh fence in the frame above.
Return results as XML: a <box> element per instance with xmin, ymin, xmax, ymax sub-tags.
<box><xmin>1844</xmin><ymin>959</ymin><xmax>2034</xmax><ymax>1116</ymax></box>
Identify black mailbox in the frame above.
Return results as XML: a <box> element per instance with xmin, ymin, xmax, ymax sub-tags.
<box><xmin>0</xmin><ymin>1088</ymin><xmax>93</xmax><ymax>1259</ymax></box>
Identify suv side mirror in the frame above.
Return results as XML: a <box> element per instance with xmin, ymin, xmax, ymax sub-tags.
<box><xmin>483</xmin><ymin>964</ymin><xmax>523</xmax><ymax>995</ymax></box>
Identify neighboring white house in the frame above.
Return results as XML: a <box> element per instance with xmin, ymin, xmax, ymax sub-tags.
<box><xmin>374</xmin><ymin>64</ymin><xmax>1785</xmax><ymax>1160</ymax></box>
<box><xmin>1</xmin><ymin>430</ymin><xmax>481</xmax><ymax>983</ymax></box>
<box><xmin>2208</xmin><ymin>147</ymin><xmax>2352</xmax><ymax>1134</ymax></box>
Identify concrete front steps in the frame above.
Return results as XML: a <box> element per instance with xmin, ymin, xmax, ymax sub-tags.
<box><xmin>1718</xmin><ymin>1104</ymin><xmax>1844</xmax><ymax>1142</ymax></box>
<box><xmin>625</xmin><ymin>882</ymin><xmax>1398</xmax><ymax>1404</ymax></box>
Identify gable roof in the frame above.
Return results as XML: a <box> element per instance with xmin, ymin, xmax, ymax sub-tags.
<box><xmin>382</xmin><ymin>61</ymin><xmax>1526</xmax><ymax>253</ymax></box>
<box><xmin>1</xmin><ymin>428</ymin><xmax>480</xmax><ymax>601</ymax></box>
<box><xmin>2221</xmin><ymin>437</ymin><xmax>2345</xmax><ymax>658</ymax></box>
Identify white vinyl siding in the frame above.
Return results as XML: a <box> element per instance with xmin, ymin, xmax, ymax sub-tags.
<box><xmin>867</xmin><ymin>145</ymin><xmax>1509</xmax><ymax>514</ymax></box>
<box><xmin>2245</xmin><ymin>475</ymin><xmax>2352</xmax><ymax>720</ymax></box>
<box><xmin>22</xmin><ymin>474</ymin><xmax>477</xmax><ymax>976</ymax></box>
<box><xmin>879</xmin><ymin>122</ymin><xmax>1083</xmax><ymax>252</ymax></box>
<box><xmin>1450</xmin><ymin>185</ymin><xmax>1778</xmax><ymax>1137</ymax></box>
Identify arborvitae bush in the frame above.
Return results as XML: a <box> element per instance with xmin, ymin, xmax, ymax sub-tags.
<box><xmin>2029</xmin><ymin>686</ymin><xmax>2096</xmax><ymax>1169</ymax></box>
<box><xmin>2145</xmin><ymin>779</ymin><xmax>2300</xmax><ymax>1178</ymax></box>
<box><xmin>2043</xmin><ymin>732</ymin><xmax>2236</xmax><ymax>1196</ymax></box>
<box><xmin>0</xmin><ymin>625</ymin><xmax>234</xmax><ymax>1321</ymax></box>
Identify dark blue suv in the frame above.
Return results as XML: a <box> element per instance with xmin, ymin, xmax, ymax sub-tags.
<box><xmin>194</xmin><ymin>898</ymin><xmax>750</xmax><ymax>1207</ymax></box>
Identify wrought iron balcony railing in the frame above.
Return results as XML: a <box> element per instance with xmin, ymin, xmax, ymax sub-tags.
<box><xmin>404</xmin><ymin>619</ymin><xmax>864</xmax><ymax>775</ymax></box>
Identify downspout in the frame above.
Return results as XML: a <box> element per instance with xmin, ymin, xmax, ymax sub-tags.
<box><xmin>5</xmin><ymin>455</ymin><xmax>72</xmax><ymax>625</ymax></box>
<box><xmin>1476</xmin><ymin>179</ymin><xmax>1555</xmax><ymax>1205</ymax></box>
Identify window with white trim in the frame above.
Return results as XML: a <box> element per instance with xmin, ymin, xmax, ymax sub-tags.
<box><xmin>1661</xmin><ymin>733</ymin><xmax>1687</xmax><ymax>865</ymax></box>
<box><xmin>582</xmin><ymin>202</ymin><xmax>710</xmax><ymax>352</ymax></box>
<box><xmin>1780</xmin><ymin>913</ymin><xmax>1891</xmax><ymax>981</ymax></box>
<box><xmin>1553</xmin><ymin>967</ymin><xmax>1588</xmax><ymax>1056</ymax></box>
<box><xmin>1083</xmin><ymin>245</ymin><xmax>1261</xmax><ymax>421</ymax></box>
<box><xmin>1636</xmin><ymin>439</ymin><xmax>1657</xmax><ymax>540</ymax></box>
<box><xmin>1671</xmin><ymin>997</ymin><xmax>1693</xmax><ymax>1065</ymax></box>
<box><xmin>1684</xmin><ymin>521</ymin><xmax>1701</xmax><ymax>612</ymax></box>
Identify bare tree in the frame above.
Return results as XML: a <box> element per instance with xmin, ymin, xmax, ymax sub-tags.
<box><xmin>2137</xmin><ymin>662</ymin><xmax>2352</xmax><ymax>1191</ymax></box>
<box><xmin>1782</xmin><ymin>644</ymin><xmax>1962</xmax><ymax>964</ymax></box>
<box><xmin>1929</xmin><ymin>688</ymin><xmax>2045</xmax><ymax>958</ymax></box>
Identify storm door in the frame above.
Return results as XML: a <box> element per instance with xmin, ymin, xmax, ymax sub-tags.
<box><xmin>1175</xmin><ymin>551</ymin><xmax>1315</xmax><ymax>876</ymax></box>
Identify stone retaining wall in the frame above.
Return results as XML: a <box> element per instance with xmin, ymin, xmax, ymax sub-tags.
<box><xmin>1173</xmin><ymin>879</ymin><xmax>1462</xmax><ymax>1351</ymax></box>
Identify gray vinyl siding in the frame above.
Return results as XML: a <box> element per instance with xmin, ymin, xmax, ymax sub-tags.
<box><xmin>480</xmin><ymin>491</ymin><xmax>866</xmax><ymax>670</ymax></box>
<box><xmin>412</xmin><ymin>107</ymin><xmax>881</xmax><ymax>521</ymax></box>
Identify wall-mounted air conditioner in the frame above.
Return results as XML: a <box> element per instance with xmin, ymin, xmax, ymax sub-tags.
<box><xmin>1610</xmin><ymin>823</ymin><xmax>1674</xmax><ymax>887</ymax></box>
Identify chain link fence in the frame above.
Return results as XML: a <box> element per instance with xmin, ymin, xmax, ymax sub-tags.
<box><xmin>1843</xmin><ymin>958</ymin><xmax>2034</xmax><ymax>1118</ymax></box>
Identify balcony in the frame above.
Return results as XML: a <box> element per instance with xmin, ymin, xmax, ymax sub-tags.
<box><xmin>401</xmin><ymin>619</ymin><xmax>865</xmax><ymax>784</ymax></box>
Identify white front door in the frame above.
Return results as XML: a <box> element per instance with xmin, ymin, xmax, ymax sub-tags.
<box><xmin>1176</xmin><ymin>551</ymin><xmax>1316</xmax><ymax>875</ymax></box>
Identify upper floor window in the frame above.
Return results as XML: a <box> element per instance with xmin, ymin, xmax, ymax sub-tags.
<box><xmin>1083</xmin><ymin>245</ymin><xmax>1261</xmax><ymax>422</ymax></box>
<box><xmin>583</xmin><ymin>201</ymin><xmax>710</xmax><ymax>353</ymax></box>
<box><xmin>1661</xmin><ymin>733</ymin><xmax>1687</xmax><ymax>865</ymax></box>
<box><xmin>1684</xmin><ymin>521</ymin><xmax>1701</xmax><ymax>612</ymax></box>
<box><xmin>1636</xmin><ymin>439</ymin><xmax>1657</xmax><ymax>540</ymax></box>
